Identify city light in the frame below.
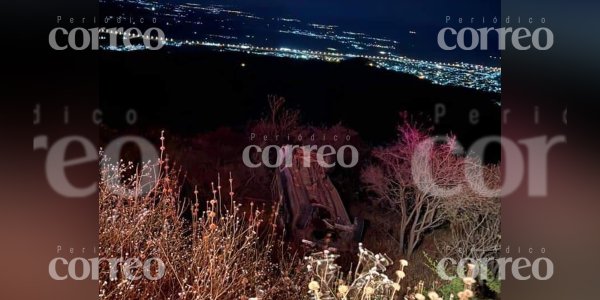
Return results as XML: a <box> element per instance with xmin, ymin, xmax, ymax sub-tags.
<box><xmin>100</xmin><ymin>0</ymin><xmax>501</xmax><ymax>93</ymax></box>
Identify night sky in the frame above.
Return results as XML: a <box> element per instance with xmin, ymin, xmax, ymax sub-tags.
<box><xmin>217</xmin><ymin>0</ymin><xmax>500</xmax><ymax>25</ymax></box>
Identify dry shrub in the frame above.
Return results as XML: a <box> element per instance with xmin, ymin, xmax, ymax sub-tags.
<box><xmin>99</xmin><ymin>132</ymin><xmax>307</xmax><ymax>299</ymax></box>
<box><xmin>303</xmin><ymin>243</ymin><xmax>473</xmax><ymax>300</ymax></box>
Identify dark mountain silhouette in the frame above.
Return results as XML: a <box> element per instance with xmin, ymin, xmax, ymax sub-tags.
<box><xmin>100</xmin><ymin>45</ymin><xmax>500</xmax><ymax>160</ymax></box>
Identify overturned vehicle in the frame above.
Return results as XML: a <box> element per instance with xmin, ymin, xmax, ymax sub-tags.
<box><xmin>274</xmin><ymin>145</ymin><xmax>364</xmax><ymax>251</ymax></box>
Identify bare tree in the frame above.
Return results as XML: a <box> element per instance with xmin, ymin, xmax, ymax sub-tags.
<box><xmin>250</xmin><ymin>95</ymin><xmax>300</xmax><ymax>144</ymax></box>
<box><xmin>361</xmin><ymin>118</ymin><xmax>499</xmax><ymax>258</ymax></box>
<box><xmin>437</xmin><ymin>165</ymin><xmax>501</xmax><ymax>260</ymax></box>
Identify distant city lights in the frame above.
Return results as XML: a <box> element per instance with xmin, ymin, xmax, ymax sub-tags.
<box><xmin>100</xmin><ymin>0</ymin><xmax>501</xmax><ymax>93</ymax></box>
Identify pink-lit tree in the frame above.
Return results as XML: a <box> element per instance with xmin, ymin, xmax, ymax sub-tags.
<box><xmin>361</xmin><ymin>116</ymin><xmax>499</xmax><ymax>258</ymax></box>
